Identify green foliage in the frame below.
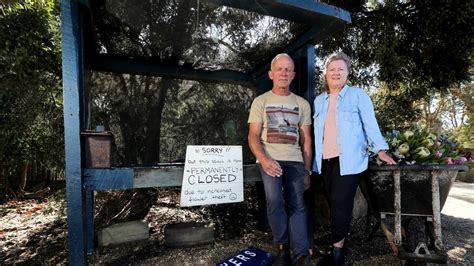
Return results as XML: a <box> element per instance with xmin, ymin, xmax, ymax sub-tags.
<box><xmin>90</xmin><ymin>73</ymin><xmax>255</xmax><ymax>165</ymax></box>
<box><xmin>0</xmin><ymin>0</ymin><xmax>63</xmax><ymax>183</ymax></box>
<box><xmin>319</xmin><ymin>0</ymin><xmax>474</xmax><ymax>129</ymax></box>
<box><xmin>160</xmin><ymin>80</ymin><xmax>255</xmax><ymax>162</ymax></box>
<box><xmin>88</xmin><ymin>0</ymin><xmax>283</xmax><ymax>165</ymax></box>
<box><xmin>371</xmin><ymin>82</ymin><xmax>420</xmax><ymax>131</ymax></box>
<box><xmin>450</xmin><ymin>115</ymin><xmax>474</xmax><ymax>148</ymax></box>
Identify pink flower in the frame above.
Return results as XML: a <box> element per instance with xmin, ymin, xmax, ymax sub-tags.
<box><xmin>446</xmin><ymin>157</ymin><xmax>454</xmax><ymax>164</ymax></box>
<box><xmin>436</xmin><ymin>151</ymin><xmax>443</xmax><ymax>158</ymax></box>
<box><xmin>436</xmin><ymin>141</ymin><xmax>442</xmax><ymax>147</ymax></box>
<box><xmin>454</xmin><ymin>157</ymin><xmax>467</xmax><ymax>164</ymax></box>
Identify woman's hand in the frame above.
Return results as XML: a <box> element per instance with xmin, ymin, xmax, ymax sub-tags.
<box><xmin>378</xmin><ymin>150</ymin><xmax>396</xmax><ymax>165</ymax></box>
<box><xmin>304</xmin><ymin>174</ymin><xmax>311</xmax><ymax>190</ymax></box>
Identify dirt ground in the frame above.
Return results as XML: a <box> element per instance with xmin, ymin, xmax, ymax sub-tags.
<box><xmin>1</xmin><ymin>181</ymin><xmax>472</xmax><ymax>265</ymax></box>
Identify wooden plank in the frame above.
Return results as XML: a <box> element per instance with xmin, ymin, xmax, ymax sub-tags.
<box><xmin>135</xmin><ymin>164</ymin><xmax>261</xmax><ymax>188</ymax></box>
<box><xmin>369</xmin><ymin>165</ymin><xmax>469</xmax><ymax>171</ymax></box>
<box><xmin>83</xmin><ymin>165</ymin><xmax>261</xmax><ymax>191</ymax></box>
<box><xmin>90</xmin><ymin>55</ymin><xmax>256</xmax><ymax>87</ymax></box>
<box><xmin>83</xmin><ymin>168</ymin><xmax>134</xmax><ymax>190</ymax></box>
<box><xmin>206</xmin><ymin>0</ymin><xmax>351</xmax><ymax>26</ymax></box>
<box><xmin>393</xmin><ymin>170</ymin><xmax>402</xmax><ymax>246</ymax></box>
<box><xmin>134</xmin><ymin>167</ymin><xmax>183</xmax><ymax>188</ymax></box>
<box><xmin>61</xmin><ymin>0</ymin><xmax>86</xmax><ymax>264</ymax></box>
<box><xmin>431</xmin><ymin>170</ymin><xmax>444</xmax><ymax>251</ymax></box>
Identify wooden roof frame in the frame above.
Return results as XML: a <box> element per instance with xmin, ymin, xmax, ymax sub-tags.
<box><xmin>61</xmin><ymin>0</ymin><xmax>350</xmax><ymax>264</ymax></box>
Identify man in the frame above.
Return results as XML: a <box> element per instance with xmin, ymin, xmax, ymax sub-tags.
<box><xmin>248</xmin><ymin>53</ymin><xmax>312</xmax><ymax>266</ymax></box>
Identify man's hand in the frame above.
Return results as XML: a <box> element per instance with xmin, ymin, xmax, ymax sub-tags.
<box><xmin>260</xmin><ymin>157</ymin><xmax>283</xmax><ymax>177</ymax></box>
<box><xmin>378</xmin><ymin>150</ymin><xmax>396</xmax><ymax>165</ymax></box>
<box><xmin>304</xmin><ymin>174</ymin><xmax>311</xmax><ymax>190</ymax></box>
<box><xmin>248</xmin><ymin>122</ymin><xmax>283</xmax><ymax>177</ymax></box>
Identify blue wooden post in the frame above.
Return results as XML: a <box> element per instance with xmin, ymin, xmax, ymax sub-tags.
<box><xmin>293</xmin><ymin>44</ymin><xmax>316</xmax><ymax>104</ymax></box>
<box><xmin>61</xmin><ymin>0</ymin><xmax>87</xmax><ymax>264</ymax></box>
<box><xmin>293</xmin><ymin>44</ymin><xmax>316</xmax><ymax>249</ymax></box>
<box><xmin>86</xmin><ymin>191</ymin><xmax>94</xmax><ymax>254</ymax></box>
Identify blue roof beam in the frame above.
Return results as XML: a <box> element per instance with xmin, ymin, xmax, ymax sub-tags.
<box><xmin>90</xmin><ymin>55</ymin><xmax>257</xmax><ymax>87</ymax></box>
<box><xmin>206</xmin><ymin>0</ymin><xmax>351</xmax><ymax>26</ymax></box>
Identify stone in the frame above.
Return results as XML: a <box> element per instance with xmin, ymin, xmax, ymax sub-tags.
<box><xmin>97</xmin><ymin>220</ymin><xmax>149</xmax><ymax>246</ymax></box>
<box><xmin>164</xmin><ymin>222</ymin><xmax>214</xmax><ymax>247</ymax></box>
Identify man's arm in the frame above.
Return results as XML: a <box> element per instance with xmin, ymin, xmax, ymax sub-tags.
<box><xmin>299</xmin><ymin>124</ymin><xmax>312</xmax><ymax>190</ymax></box>
<box><xmin>248</xmin><ymin>122</ymin><xmax>282</xmax><ymax>177</ymax></box>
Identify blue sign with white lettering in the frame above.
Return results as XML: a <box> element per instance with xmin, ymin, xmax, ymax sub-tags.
<box><xmin>216</xmin><ymin>246</ymin><xmax>273</xmax><ymax>266</ymax></box>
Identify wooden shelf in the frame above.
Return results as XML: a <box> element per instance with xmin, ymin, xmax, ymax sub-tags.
<box><xmin>83</xmin><ymin>164</ymin><xmax>261</xmax><ymax>191</ymax></box>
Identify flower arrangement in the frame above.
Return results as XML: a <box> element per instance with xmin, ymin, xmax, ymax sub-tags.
<box><xmin>380</xmin><ymin>124</ymin><xmax>471</xmax><ymax>165</ymax></box>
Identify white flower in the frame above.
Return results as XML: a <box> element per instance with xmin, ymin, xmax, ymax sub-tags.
<box><xmin>398</xmin><ymin>143</ymin><xmax>410</xmax><ymax>154</ymax></box>
<box><xmin>403</xmin><ymin>130</ymin><xmax>414</xmax><ymax>139</ymax></box>
<box><xmin>415</xmin><ymin>147</ymin><xmax>430</xmax><ymax>158</ymax></box>
<box><xmin>391</xmin><ymin>138</ymin><xmax>401</xmax><ymax>146</ymax></box>
<box><xmin>422</xmin><ymin>138</ymin><xmax>434</xmax><ymax>147</ymax></box>
<box><xmin>428</xmin><ymin>133</ymin><xmax>437</xmax><ymax>140</ymax></box>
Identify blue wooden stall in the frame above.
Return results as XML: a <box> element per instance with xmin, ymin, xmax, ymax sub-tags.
<box><xmin>61</xmin><ymin>0</ymin><xmax>351</xmax><ymax>264</ymax></box>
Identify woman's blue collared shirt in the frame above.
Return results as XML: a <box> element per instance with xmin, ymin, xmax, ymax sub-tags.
<box><xmin>312</xmin><ymin>85</ymin><xmax>388</xmax><ymax>176</ymax></box>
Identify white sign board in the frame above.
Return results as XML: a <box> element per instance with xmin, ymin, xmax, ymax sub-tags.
<box><xmin>180</xmin><ymin>145</ymin><xmax>244</xmax><ymax>207</ymax></box>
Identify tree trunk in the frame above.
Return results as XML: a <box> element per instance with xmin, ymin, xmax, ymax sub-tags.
<box><xmin>19</xmin><ymin>162</ymin><xmax>29</xmax><ymax>191</ymax></box>
<box><xmin>0</xmin><ymin>166</ymin><xmax>6</xmax><ymax>203</ymax></box>
<box><xmin>143</xmin><ymin>79</ymin><xmax>172</xmax><ymax>163</ymax></box>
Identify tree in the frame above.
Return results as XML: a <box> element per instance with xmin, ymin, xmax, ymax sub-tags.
<box><xmin>88</xmin><ymin>0</ymin><xmax>290</xmax><ymax>164</ymax></box>
<box><xmin>0</xmin><ymin>0</ymin><xmax>63</xmax><ymax>194</ymax></box>
<box><xmin>318</xmin><ymin>0</ymin><xmax>474</xmax><ymax>130</ymax></box>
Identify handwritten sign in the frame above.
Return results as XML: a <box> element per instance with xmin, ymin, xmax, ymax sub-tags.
<box><xmin>180</xmin><ymin>145</ymin><xmax>243</xmax><ymax>207</ymax></box>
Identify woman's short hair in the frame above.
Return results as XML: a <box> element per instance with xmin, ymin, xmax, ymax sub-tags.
<box><xmin>321</xmin><ymin>52</ymin><xmax>351</xmax><ymax>92</ymax></box>
<box><xmin>323</xmin><ymin>52</ymin><xmax>351</xmax><ymax>75</ymax></box>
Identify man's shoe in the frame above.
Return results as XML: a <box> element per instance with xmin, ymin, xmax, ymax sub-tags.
<box><xmin>272</xmin><ymin>243</ymin><xmax>291</xmax><ymax>266</ymax></box>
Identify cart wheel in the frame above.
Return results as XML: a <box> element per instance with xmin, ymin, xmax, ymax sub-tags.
<box><xmin>405</xmin><ymin>217</ymin><xmax>428</xmax><ymax>253</ymax></box>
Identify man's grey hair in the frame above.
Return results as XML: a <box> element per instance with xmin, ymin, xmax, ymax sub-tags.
<box><xmin>270</xmin><ymin>53</ymin><xmax>294</xmax><ymax>70</ymax></box>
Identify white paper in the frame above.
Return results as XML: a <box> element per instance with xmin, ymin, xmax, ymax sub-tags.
<box><xmin>180</xmin><ymin>145</ymin><xmax>244</xmax><ymax>207</ymax></box>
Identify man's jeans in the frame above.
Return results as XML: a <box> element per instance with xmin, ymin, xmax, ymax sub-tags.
<box><xmin>258</xmin><ymin>161</ymin><xmax>309</xmax><ymax>263</ymax></box>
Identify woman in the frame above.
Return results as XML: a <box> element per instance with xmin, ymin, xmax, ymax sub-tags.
<box><xmin>312</xmin><ymin>52</ymin><xmax>395</xmax><ymax>265</ymax></box>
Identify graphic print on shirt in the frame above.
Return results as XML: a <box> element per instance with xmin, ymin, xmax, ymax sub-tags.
<box><xmin>265</xmin><ymin>104</ymin><xmax>299</xmax><ymax>144</ymax></box>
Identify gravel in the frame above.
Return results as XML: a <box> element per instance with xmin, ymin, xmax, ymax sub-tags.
<box><xmin>1</xmin><ymin>181</ymin><xmax>472</xmax><ymax>265</ymax></box>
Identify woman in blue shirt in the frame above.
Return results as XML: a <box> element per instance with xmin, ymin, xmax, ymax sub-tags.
<box><xmin>312</xmin><ymin>52</ymin><xmax>395</xmax><ymax>265</ymax></box>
